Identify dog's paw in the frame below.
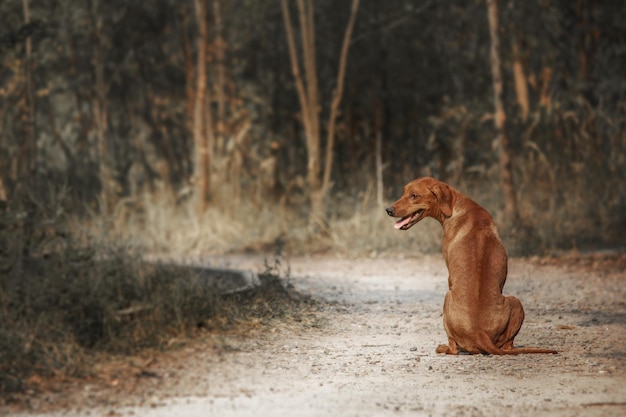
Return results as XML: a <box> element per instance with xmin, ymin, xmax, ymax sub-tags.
<box><xmin>435</xmin><ymin>344</ymin><xmax>450</xmax><ymax>354</ymax></box>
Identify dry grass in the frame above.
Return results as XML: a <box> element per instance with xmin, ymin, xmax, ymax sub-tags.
<box><xmin>98</xmin><ymin>163</ymin><xmax>625</xmax><ymax>260</ymax></box>
<box><xmin>96</xmin><ymin>185</ymin><xmax>446</xmax><ymax>259</ymax></box>
<box><xmin>97</xmin><ymin>188</ymin><xmax>299</xmax><ymax>257</ymax></box>
<box><xmin>327</xmin><ymin>206</ymin><xmax>443</xmax><ymax>257</ymax></box>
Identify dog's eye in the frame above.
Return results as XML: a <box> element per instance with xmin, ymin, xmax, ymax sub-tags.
<box><xmin>410</xmin><ymin>194</ymin><xmax>418</xmax><ymax>200</ymax></box>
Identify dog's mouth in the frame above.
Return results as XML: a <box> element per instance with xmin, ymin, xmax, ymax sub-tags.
<box><xmin>394</xmin><ymin>209</ymin><xmax>425</xmax><ymax>230</ymax></box>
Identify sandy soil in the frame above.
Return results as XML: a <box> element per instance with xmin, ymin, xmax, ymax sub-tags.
<box><xmin>6</xmin><ymin>253</ymin><xmax>626</xmax><ymax>417</ymax></box>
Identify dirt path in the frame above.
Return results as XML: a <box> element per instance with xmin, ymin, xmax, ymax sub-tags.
<box><xmin>9</xmin><ymin>254</ymin><xmax>626</xmax><ymax>417</ymax></box>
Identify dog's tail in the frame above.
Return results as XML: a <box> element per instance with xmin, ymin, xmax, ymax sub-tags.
<box><xmin>500</xmin><ymin>347</ymin><xmax>559</xmax><ymax>354</ymax></box>
<box><xmin>477</xmin><ymin>332</ymin><xmax>558</xmax><ymax>355</ymax></box>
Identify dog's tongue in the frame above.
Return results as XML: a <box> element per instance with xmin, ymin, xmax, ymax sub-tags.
<box><xmin>394</xmin><ymin>216</ymin><xmax>411</xmax><ymax>230</ymax></box>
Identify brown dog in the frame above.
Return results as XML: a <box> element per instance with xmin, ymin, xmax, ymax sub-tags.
<box><xmin>386</xmin><ymin>177</ymin><xmax>557</xmax><ymax>355</ymax></box>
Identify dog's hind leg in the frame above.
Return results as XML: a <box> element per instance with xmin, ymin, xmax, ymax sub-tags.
<box><xmin>500</xmin><ymin>296</ymin><xmax>525</xmax><ymax>350</ymax></box>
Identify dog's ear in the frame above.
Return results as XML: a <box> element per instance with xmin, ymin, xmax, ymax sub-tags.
<box><xmin>430</xmin><ymin>184</ymin><xmax>453</xmax><ymax>217</ymax></box>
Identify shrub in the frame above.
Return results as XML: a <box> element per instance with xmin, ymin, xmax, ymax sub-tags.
<box><xmin>0</xmin><ymin>187</ymin><xmax>299</xmax><ymax>396</ymax></box>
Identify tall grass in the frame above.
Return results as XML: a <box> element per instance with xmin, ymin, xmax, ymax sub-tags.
<box><xmin>327</xmin><ymin>206</ymin><xmax>443</xmax><ymax>257</ymax></box>
<box><xmin>94</xmin><ymin>181</ymin><xmax>446</xmax><ymax>259</ymax></box>
<box><xmin>99</xmin><ymin>187</ymin><xmax>300</xmax><ymax>256</ymax></box>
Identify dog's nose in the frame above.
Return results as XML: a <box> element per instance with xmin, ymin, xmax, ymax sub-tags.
<box><xmin>385</xmin><ymin>207</ymin><xmax>394</xmax><ymax>216</ymax></box>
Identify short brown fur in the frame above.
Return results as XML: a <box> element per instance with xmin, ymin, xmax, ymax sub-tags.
<box><xmin>386</xmin><ymin>177</ymin><xmax>557</xmax><ymax>355</ymax></box>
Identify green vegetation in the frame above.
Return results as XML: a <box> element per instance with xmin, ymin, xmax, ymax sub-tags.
<box><xmin>0</xmin><ymin>189</ymin><xmax>301</xmax><ymax>396</ymax></box>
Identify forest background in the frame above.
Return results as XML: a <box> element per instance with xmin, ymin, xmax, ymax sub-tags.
<box><xmin>1</xmin><ymin>0</ymin><xmax>626</xmax><ymax>397</ymax></box>
<box><xmin>1</xmin><ymin>0</ymin><xmax>625</xmax><ymax>257</ymax></box>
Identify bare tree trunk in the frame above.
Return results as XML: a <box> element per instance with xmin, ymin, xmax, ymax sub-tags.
<box><xmin>204</xmin><ymin>85</ymin><xmax>215</xmax><ymax>195</ymax></box>
<box><xmin>373</xmin><ymin>98</ymin><xmax>386</xmax><ymax>209</ymax></box>
<box><xmin>280</xmin><ymin>0</ymin><xmax>312</xmax><ymax>142</ymax></box>
<box><xmin>0</xmin><ymin>101</ymin><xmax>7</xmax><ymax>203</ymax></box>
<box><xmin>92</xmin><ymin>0</ymin><xmax>113</xmax><ymax>213</ymax></box>
<box><xmin>577</xmin><ymin>0</ymin><xmax>596</xmax><ymax>100</ymax></box>
<box><xmin>297</xmin><ymin>0</ymin><xmax>321</xmax><ymax>204</ymax></box>
<box><xmin>375</xmin><ymin>131</ymin><xmax>383</xmax><ymax>209</ymax></box>
<box><xmin>213</xmin><ymin>0</ymin><xmax>226</xmax><ymax>155</ymax></box>
<box><xmin>193</xmin><ymin>0</ymin><xmax>210</xmax><ymax>213</ymax></box>
<box><xmin>181</xmin><ymin>5</ymin><xmax>195</xmax><ymax>137</ymax></box>
<box><xmin>19</xmin><ymin>0</ymin><xmax>36</xmax><ymax>190</ymax></box>
<box><xmin>512</xmin><ymin>40</ymin><xmax>529</xmax><ymax>121</ymax></box>
<box><xmin>320</xmin><ymin>0</ymin><xmax>360</xmax><ymax>197</ymax></box>
<box><xmin>539</xmin><ymin>67</ymin><xmax>553</xmax><ymax>108</ymax></box>
<box><xmin>281</xmin><ymin>0</ymin><xmax>319</xmax><ymax>220</ymax></box>
<box><xmin>281</xmin><ymin>0</ymin><xmax>360</xmax><ymax>225</ymax></box>
<box><xmin>486</xmin><ymin>0</ymin><xmax>518</xmax><ymax>223</ymax></box>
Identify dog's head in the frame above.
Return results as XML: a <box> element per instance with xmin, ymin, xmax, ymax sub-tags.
<box><xmin>385</xmin><ymin>177</ymin><xmax>454</xmax><ymax>230</ymax></box>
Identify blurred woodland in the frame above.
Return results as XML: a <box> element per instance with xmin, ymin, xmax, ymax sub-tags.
<box><xmin>1</xmin><ymin>0</ymin><xmax>625</xmax><ymax>254</ymax></box>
